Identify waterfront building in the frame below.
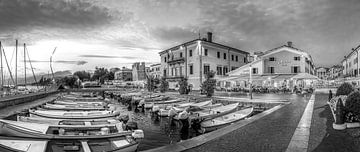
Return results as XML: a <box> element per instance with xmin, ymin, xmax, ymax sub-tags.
<box><xmin>227</xmin><ymin>42</ymin><xmax>316</xmax><ymax>89</ymax></box>
<box><xmin>159</xmin><ymin>32</ymin><xmax>249</xmax><ymax>90</ymax></box>
<box><xmin>328</xmin><ymin>65</ymin><xmax>343</xmax><ymax>80</ymax></box>
<box><xmin>149</xmin><ymin>63</ymin><xmax>162</xmax><ymax>79</ymax></box>
<box><xmin>114</xmin><ymin>67</ymin><xmax>133</xmax><ymax>81</ymax></box>
<box><xmin>316</xmin><ymin>67</ymin><xmax>329</xmax><ymax>80</ymax></box>
<box><xmin>341</xmin><ymin>45</ymin><xmax>360</xmax><ymax>77</ymax></box>
<box><xmin>132</xmin><ymin>62</ymin><xmax>147</xmax><ymax>81</ymax></box>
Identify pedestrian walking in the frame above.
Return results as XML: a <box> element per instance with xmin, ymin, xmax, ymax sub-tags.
<box><xmin>329</xmin><ymin>90</ymin><xmax>333</xmax><ymax>101</ymax></box>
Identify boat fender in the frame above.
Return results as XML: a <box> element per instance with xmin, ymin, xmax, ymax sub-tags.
<box><xmin>132</xmin><ymin>129</ymin><xmax>144</xmax><ymax>139</ymax></box>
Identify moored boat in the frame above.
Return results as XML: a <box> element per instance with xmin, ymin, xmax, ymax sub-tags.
<box><xmin>199</xmin><ymin>107</ymin><xmax>254</xmax><ymax>133</ymax></box>
<box><xmin>29</xmin><ymin>109</ymin><xmax>120</xmax><ymax>120</ymax></box>
<box><xmin>0</xmin><ymin>137</ymin><xmax>47</xmax><ymax>152</ymax></box>
<box><xmin>174</xmin><ymin>102</ymin><xmax>240</xmax><ymax>120</ymax></box>
<box><xmin>53</xmin><ymin>100</ymin><xmax>105</xmax><ymax>106</ymax></box>
<box><xmin>17</xmin><ymin>116</ymin><xmax>122</xmax><ymax>126</ymax></box>
<box><xmin>0</xmin><ymin>119</ymin><xmax>144</xmax><ymax>140</ymax></box>
<box><xmin>42</xmin><ymin>103</ymin><xmax>107</xmax><ymax>111</ymax></box>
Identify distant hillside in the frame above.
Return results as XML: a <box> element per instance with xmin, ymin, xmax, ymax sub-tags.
<box><xmin>3</xmin><ymin>70</ymin><xmax>72</xmax><ymax>85</ymax></box>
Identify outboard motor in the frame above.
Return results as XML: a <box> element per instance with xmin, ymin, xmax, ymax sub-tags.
<box><xmin>126</xmin><ymin>121</ymin><xmax>138</xmax><ymax>131</ymax></box>
<box><xmin>132</xmin><ymin>129</ymin><xmax>144</xmax><ymax>139</ymax></box>
<box><xmin>117</xmin><ymin>115</ymin><xmax>130</xmax><ymax>123</ymax></box>
<box><xmin>152</xmin><ymin>105</ymin><xmax>160</xmax><ymax>113</ymax></box>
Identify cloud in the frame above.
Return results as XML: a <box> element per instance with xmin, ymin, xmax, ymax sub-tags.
<box><xmin>78</xmin><ymin>54</ymin><xmax>140</xmax><ymax>60</ymax></box>
<box><xmin>24</xmin><ymin>60</ymin><xmax>87</xmax><ymax>65</ymax></box>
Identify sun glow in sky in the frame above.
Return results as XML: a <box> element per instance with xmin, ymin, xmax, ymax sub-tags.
<box><xmin>0</xmin><ymin>0</ymin><xmax>360</xmax><ymax>75</ymax></box>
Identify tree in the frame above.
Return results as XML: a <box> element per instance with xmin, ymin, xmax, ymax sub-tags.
<box><xmin>73</xmin><ymin>71</ymin><xmax>91</xmax><ymax>81</ymax></box>
<box><xmin>159</xmin><ymin>77</ymin><xmax>169</xmax><ymax>93</ymax></box>
<box><xmin>178</xmin><ymin>77</ymin><xmax>189</xmax><ymax>94</ymax></box>
<box><xmin>201</xmin><ymin>71</ymin><xmax>217</xmax><ymax>97</ymax></box>
<box><xmin>336</xmin><ymin>83</ymin><xmax>354</xmax><ymax>96</ymax></box>
<box><xmin>146</xmin><ymin>75</ymin><xmax>157</xmax><ymax>92</ymax></box>
<box><xmin>91</xmin><ymin>67</ymin><xmax>109</xmax><ymax>84</ymax></box>
<box><xmin>56</xmin><ymin>76</ymin><xmax>78</xmax><ymax>88</ymax></box>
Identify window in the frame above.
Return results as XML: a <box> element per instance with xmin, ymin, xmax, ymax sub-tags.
<box><xmin>179</xmin><ymin>67</ymin><xmax>183</xmax><ymax>76</ymax></box>
<box><xmin>204</xmin><ymin>49</ymin><xmax>208</xmax><ymax>56</ymax></box>
<box><xmin>189</xmin><ymin>50</ymin><xmax>192</xmax><ymax>57</ymax></box>
<box><xmin>236</xmin><ymin>56</ymin><xmax>238</xmax><ymax>62</ymax></box>
<box><xmin>175</xmin><ymin>67</ymin><xmax>178</xmax><ymax>76</ymax></box>
<box><xmin>217</xmin><ymin>52</ymin><xmax>220</xmax><ymax>58</ymax></box>
<box><xmin>291</xmin><ymin>66</ymin><xmax>300</xmax><ymax>73</ymax></box>
<box><xmin>171</xmin><ymin>68</ymin><xmax>174</xmax><ymax>76</ymax></box>
<box><xmin>244</xmin><ymin>57</ymin><xmax>246</xmax><ymax>63</ymax></box>
<box><xmin>204</xmin><ymin>65</ymin><xmax>210</xmax><ymax>74</ymax></box>
<box><xmin>294</xmin><ymin>56</ymin><xmax>300</xmax><ymax>61</ymax></box>
<box><xmin>268</xmin><ymin>67</ymin><xmax>275</xmax><ymax>73</ymax></box>
<box><xmin>168</xmin><ymin>54</ymin><xmax>170</xmax><ymax>59</ymax></box>
<box><xmin>355</xmin><ymin>58</ymin><xmax>358</xmax><ymax>64</ymax></box>
<box><xmin>231</xmin><ymin>55</ymin><xmax>234</xmax><ymax>61</ymax></box>
<box><xmin>189</xmin><ymin>65</ymin><xmax>193</xmax><ymax>75</ymax></box>
<box><xmin>223</xmin><ymin>67</ymin><xmax>228</xmax><ymax>75</ymax></box>
<box><xmin>180</xmin><ymin>52</ymin><xmax>183</xmax><ymax>58</ymax></box>
<box><xmin>217</xmin><ymin>66</ymin><xmax>222</xmax><ymax>75</ymax></box>
<box><xmin>252</xmin><ymin>68</ymin><xmax>258</xmax><ymax>74</ymax></box>
<box><xmin>224</xmin><ymin>53</ymin><xmax>227</xmax><ymax>59</ymax></box>
<box><xmin>164</xmin><ymin>57</ymin><xmax>167</xmax><ymax>62</ymax></box>
<box><xmin>163</xmin><ymin>70</ymin><xmax>167</xmax><ymax>77</ymax></box>
<box><xmin>269</xmin><ymin>57</ymin><xmax>276</xmax><ymax>61</ymax></box>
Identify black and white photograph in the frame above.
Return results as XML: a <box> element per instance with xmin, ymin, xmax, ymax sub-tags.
<box><xmin>0</xmin><ymin>0</ymin><xmax>359</xmax><ymax>152</ymax></box>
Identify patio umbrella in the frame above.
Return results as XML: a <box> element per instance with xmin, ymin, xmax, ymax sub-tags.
<box><xmin>291</xmin><ymin>73</ymin><xmax>319</xmax><ymax>80</ymax></box>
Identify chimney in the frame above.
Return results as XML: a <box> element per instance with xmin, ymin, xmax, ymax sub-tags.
<box><xmin>287</xmin><ymin>41</ymin><xmax>293</xmax><ymax>47</ymax></box>
<box><xmin>207</xmin><ymin>32</ymin><xmax>212</xmax><ymax>42</ymax></box>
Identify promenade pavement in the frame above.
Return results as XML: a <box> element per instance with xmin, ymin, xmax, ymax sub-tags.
<box><xmin>308</xmin><ymin>92</ymin><xmax>360</xmax><ymax>152</ymax></box>
<box><xmin>185</xmin><ymin>94</ymin><xmax>311</xmax><ymax>152</ymax></box>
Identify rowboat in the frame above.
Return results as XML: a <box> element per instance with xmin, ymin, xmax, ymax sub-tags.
<box><xmin>29</xmin><ymin>109</ymin><xmax>120</xmax><ymax>120</ymax></box>
<box><xmin>42</xmin><ymin>103</ymin><xmax>107</xmax><ymax>111</ymax></box>
<box><xmin>158</xmin><ymin>100</ymin><xmax>213</xmax><ymax>117</ymax></box>
<box><xmin>61</xmin><ymin>96</ymin><xmax>103</xmax><ymax>101</ymax></box>
<box><xmin>17</xmin><ymin>116</ymin><xmax>122</xmax><ymax>126</ymax></box>
<box><xmin>0</xmin><ymin>137</ymin><xmax>47</xmax><ymax>152</ymax></box>
<box><xmin>53</xmin><ymin>100</ymin><xmax>105</xmax><ymax>106</ymax></box>
<box><xmin>153</xmin><ymin>98</ymin><xmax>184</xmax><ymax>105</ymax></box>
<box><xmin>199</xmin><ymin>107</ymin><xmax>254</xmax><ymax>133</ymax></box>
<box><xmin>0</xmin><ymin>136</ymin><xmax>140</xmax><ymax>152</ymax></box>
<box><xmin>0</xmin><ymin>119</ymin><xmax>144</xmax><ymax>140</ymax></box>
<box><xmin>174</xmin><ymin>103</ymin><xmax>240</xmax><ymax>120</ymax></box>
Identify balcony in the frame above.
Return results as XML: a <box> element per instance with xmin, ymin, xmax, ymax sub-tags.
<box><xmin>164</xmin><ymin>76</ymin><xmax>184</xmax><ymax>82</ymax></box>
<box><xmin>167</xmin><ymin>57</ymin><xmax>185</xmax><ymax>64</ymax></box>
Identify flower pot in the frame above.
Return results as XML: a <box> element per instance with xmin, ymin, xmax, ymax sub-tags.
<box><xmin>346</xmin><ymin>122</ymin><xmax>360</xmax><ymax>128</ymax></box>
<box><xmin>333</xmin><ymin>123</ymin><xmax>346</xmax><ymax>130</ymax></box>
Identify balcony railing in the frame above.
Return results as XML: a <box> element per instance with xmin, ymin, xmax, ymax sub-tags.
<box><xmin>167</xmin><ymin>57</ymin><xmax>185</xmax><ymax>63</ymax></box>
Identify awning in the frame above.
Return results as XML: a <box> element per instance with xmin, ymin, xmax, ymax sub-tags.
<box><xmin>272</xmin><ymin>74</ymin><xmax>296</xmax><ymax>81</ymax></box>
<box><xmin>291</xmin><ymin>73</ymin><xmax>319</xmax><ymax>80</ymax></box>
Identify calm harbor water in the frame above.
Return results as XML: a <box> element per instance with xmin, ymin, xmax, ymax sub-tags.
<box><xmin>4</xmin><ymin>93</ymin><xmax>282</xmax><ymax>151</ymax></box>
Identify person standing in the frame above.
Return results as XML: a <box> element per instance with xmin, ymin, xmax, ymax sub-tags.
<box><xmin>329</xmin><ymin>90</ymin><xmax>333</xmax><ymax>101</ymax></box>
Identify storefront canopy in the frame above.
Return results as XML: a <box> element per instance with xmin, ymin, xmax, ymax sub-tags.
<box><xmin>291</xmin><ymin>73</ymin><xmax>319</xmax><ymax>80</ymax></box>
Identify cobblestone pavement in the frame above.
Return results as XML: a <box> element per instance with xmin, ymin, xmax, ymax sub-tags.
<box><xmin>308</xmin><ymin>93</ymin><xmax>360</xmax><ymax>152</ymax></box>
<box><xmin>185</xmin><ymin>94</ymin><xmax>311</xmax><ymax>152</ymax></box>
<box><xmin>0</xmin><ymin>93</ymin><xmax>58</xmax><ymax>118</ymax></box>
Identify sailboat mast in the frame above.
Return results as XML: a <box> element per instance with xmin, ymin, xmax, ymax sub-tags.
<box><xmin>0</xmin><ymin>41</ymin><xmax>3</xmax><ymax>88</ymax></box>
<box><xmin>24</xmin><ymin>43</ymin><xmax>26</xmax><ymax>87</ymax></box>
<box><xmin>15</xmin><ymin>39</ymin><xmax>18</xmax><ymax>87</ymax></box>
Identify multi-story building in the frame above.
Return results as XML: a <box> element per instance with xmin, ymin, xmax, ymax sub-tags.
<box><xmin>149</xmin><ymin>63</ymin><xmax>162</xmax><ymax>79</ymax></box>
<box><xmin>328</xmin><ymin>65</ymin><xmax>343</xmax><ymax>80</ymax></box>
<box><xmin>227</xmin><ymin>42</ymin><xmax>316</xmax><ymax>88</ymax></box>
<box><xmin>159</xmin><ymin>32</ymin><xmax>249</xmax><ymax>90</ymax></box>
<box><xmin>114</xmin><ymin>67</ymin><xmax>132</xmax><ymax>81</ymax></box>
<box><xmin>316</xmin><ymin>67</ymin><xmax>329</xmax><ymax>80</ymax></box>
<box><xmin>132</xmin><ymin>62</ymin><xmax>147</xmax><ymax>81</ymax></box>
<box><xmin>342</xmin><ymin>45</ymin><xmax>360</xmax><ymax>77</ymax></box>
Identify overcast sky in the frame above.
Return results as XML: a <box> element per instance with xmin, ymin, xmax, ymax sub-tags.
<box><xmin>0</xmin><ymin>0</ymin><xmax>359</xmax><ymax>75</ymax></box>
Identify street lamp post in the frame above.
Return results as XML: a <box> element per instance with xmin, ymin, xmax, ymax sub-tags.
<box><xmin>249</xmin><ymin>65</ymin><xmax>253</xmax><ymax>100</ymax></box>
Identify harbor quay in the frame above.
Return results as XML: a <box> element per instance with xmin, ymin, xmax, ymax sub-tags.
<box><xmin>0</xmin><ymin>87</ymin><xmax>356</xmax><ymax>152</ymax></box>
